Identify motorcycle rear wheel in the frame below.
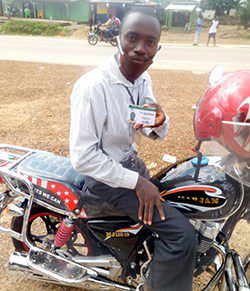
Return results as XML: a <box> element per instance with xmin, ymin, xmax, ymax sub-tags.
<box><xmin>11</xmin><ymin>205</ymin><xmax>100</xmax><ymax>257</ymax></box>
<box><xmin>87</xmin><ymin>34</ymin><xmax>98</xmax><ymax>45</ymax></box>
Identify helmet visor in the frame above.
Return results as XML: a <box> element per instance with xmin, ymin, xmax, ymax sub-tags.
<box><xmin>201</xmin><ymin>122</ymin><xmax>250</xmax><ymax>186</ymax></box>
<box><xmin>222</xmin><ymin>120</ymin><xmax>250</xmax><ymax>154</ymax></box>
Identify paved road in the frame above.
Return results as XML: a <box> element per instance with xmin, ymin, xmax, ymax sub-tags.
<box><xmin>0</xmin><ymin>35</ymin><xmax>250</xmax><ymax>72</ymax></box>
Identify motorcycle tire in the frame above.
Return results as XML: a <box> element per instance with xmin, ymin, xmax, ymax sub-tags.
<box><xmin>11</xmin><ymin>205</ymin><xmax>101</xmax><ymax>257</ymax></box>
<box><xmin>87</xmin><ymin>34</ymin><xmax>98</xmax><ymax>46</ymax></box>
<box><xmin>109</xmin><ymin>38</ymin><xmax>117</xmax><ymax>47</ymax></box>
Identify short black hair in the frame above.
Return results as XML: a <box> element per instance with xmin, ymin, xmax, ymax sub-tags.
<box><xmin>120</xmin><ymin>6</ymin><xmax>161</xmax><ymax>33</ymax></box>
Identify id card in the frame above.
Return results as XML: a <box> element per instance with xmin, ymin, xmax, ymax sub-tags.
<box><xmin>128</xmin><ymin>105</ymin><xmax>156</xmax><ymax>126</ymax></box>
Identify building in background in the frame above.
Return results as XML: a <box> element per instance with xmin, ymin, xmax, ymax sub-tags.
<box><xmin>89</xmin><ymin>0</ymin><xmax>164</xmax><ymax>26</ymax></box>
<box><xmin>165</xmin><ymin>1</ymin><xmax>197</xmax><ymax>29</ymax></box>
<box><xmin>202</xmin><ymin>9</ymin><xmax>215</xmax><ymax>20</ymax></box>
<box><xmin>2</xmin><ymin>0</ymin><xmax>89</xmax><ymax>22</ymax></box>
<box><xmin>1</xmin><ymin>0</ymin><xmax>164</xmax><ymax>24</ymax></box>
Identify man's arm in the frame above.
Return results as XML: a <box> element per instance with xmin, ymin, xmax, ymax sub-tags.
<box><xmin>135</xmin><ymin>74</ymin><xmax>170</xmax><ymax>139</ymax></box>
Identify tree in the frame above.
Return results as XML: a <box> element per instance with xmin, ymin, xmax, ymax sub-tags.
<box><xmin>239</xmin><ymin>0</ymin><xmax>250</xmax><ymax>28</ymax></box>
<box><xmin>199</xmin><ymin>0</ymin><xmax>242</xmax><ymax>16</ymax></box>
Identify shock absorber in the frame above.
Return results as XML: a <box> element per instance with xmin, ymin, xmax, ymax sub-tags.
<box><xmin>54</xmin><ymin>217</ymin><xmax>74</xmax><ymax>248</ymax></box>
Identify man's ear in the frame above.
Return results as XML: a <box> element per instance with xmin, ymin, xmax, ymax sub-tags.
<box><xmin>157</xmin><ymin>45</ymin><xmax>162</xmax><ymax>51</ymax></box>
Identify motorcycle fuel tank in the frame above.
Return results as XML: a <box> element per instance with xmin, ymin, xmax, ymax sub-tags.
<box><xmin>154</xmin><ymin>156</ymin><xmax>244</xmax><ymax>221</ymax></box>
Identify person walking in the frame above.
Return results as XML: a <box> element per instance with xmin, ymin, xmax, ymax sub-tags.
<box><xmin>207</xmin><ymin>17</ymin><xmax>219</xmax><ymax>46</ymax></box>
<box><xmin>24</xmin><ymin>7</ymin><xmax>30</xmax><ymax>18</ymax></box>
<box><xmin>193</xmin><ymin>13</ymin><xmax>202</xmax><ymax>46</ymax></box>
<box><xmin>70</xmin><ymin>7</ymin><xmax>196</xmax><ymax>291</ymax></box>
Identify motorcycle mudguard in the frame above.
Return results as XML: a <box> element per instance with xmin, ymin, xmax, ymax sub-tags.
<box><xmin>153</xmin><ymin>156</ymin><xmax>244</xmax><ymax>220</ymax></box>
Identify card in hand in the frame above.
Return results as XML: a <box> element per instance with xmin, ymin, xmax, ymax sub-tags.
<box><xmin>128</xmin><ymin>105</ymin><xmax>156</xmax><ymax>126</ymax></box>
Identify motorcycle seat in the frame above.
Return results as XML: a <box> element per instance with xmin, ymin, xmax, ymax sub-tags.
<box><xmin>17</xmin><ymin>152</ymin><xmax>85</xmax><ymax>190</ymax></box>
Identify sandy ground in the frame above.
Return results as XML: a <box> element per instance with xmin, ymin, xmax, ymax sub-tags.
<box><xmin>0</xmin><ymin>60</ymin><xmax>249</xmax><ymax>290</ymax></box>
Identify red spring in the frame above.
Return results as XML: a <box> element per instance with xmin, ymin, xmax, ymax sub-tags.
<box><xmin>54</xmin><ymin>219</ymin><xmax>74</xmax><ymax>248</ymax></box>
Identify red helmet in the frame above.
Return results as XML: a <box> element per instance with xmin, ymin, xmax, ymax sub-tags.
<box><xmin>194</xmin><ymin>70</ymin><xmax>250</xmax><ymax>159</ymax></box>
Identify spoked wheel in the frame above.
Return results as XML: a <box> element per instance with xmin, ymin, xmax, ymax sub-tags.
<box><xmin>87</xmin><ymin>34</ymin><xmax>98</xmax><ymax>45</ymax></box>
<box><xmin>11</xmin><ymin>206</ymin><xmax>100</xmax><ymax>256</ymax></box>
<box><xmin>109</xmin><ymin>38</ymin><xmax>117</xmax><ymax>46</ymax></box>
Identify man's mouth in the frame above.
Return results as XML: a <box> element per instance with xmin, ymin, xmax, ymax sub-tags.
<box><xmin>130</xmin><ymin>56</ymin><xmax>149</xmax><ymax>63</ymax></box>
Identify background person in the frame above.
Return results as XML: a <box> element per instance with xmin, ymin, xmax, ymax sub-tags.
<box><xmin>24</xmin><ymin>7</ymin><xmax>30</xmax><ymax>18</ymax></box>
<box><xmin>193</xmin><ymin>13</ymin><xmax>203</xmax><ymax>46</ymax></box>
<box><xmin>207</xmin><ymin>17</ymin><xmax>219</xmax><ymax>46</ymax></box>
<box><xmin>70</xmin><ymin>7</ymin><xmax>196</xmax><ymax>291</ymax></box>
<box><xmin>110</xmin><ymin>14</ymin><xmax>121</xmax><ymax>36</ymax></box>
<box><xmin>98</xmin><ymin>14</ymin><xmax>112</xmax><ymax>41</ymax></box>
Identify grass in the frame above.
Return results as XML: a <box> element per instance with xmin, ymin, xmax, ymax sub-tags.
<box><xmin>0</xmin><ymin>20</ymin><xmax>70</xmax><ymax>36</ymax></box>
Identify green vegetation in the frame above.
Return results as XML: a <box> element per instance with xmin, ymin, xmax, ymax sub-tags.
<box><xmin>239</xmin><ymin>0</ymin><xmax>250</xmax><ymax>29</ymax></box>
<box><xmin>0</xmin><ymin>20</ymin><xmax>70</xmax><ymax>36</ymax></box>
<box><xmin>199</xmin><ymin>0</ymin><xmax>241</xmax><ymax>16</ymax></box>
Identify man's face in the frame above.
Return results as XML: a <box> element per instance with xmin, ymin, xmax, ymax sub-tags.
<box><xmin>120</xmin><ymin>12</ymin><xmax>161</xmax><ymax>73</ymax></box>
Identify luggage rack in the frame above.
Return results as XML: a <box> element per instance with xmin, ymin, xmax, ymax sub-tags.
<box><xmin>0</xmin><ymin>145</ymin><xmax>37</xmax><ymax>244</ymax></box>
<box><xmin>0</xmin><ymin>144</ymin><xmax>45</xmax><ymax>170</ymax></box>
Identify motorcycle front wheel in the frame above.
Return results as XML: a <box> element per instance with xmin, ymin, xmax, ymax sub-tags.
<box><xmin>11</xmin><ymin>205</ymin><xmax>100</xmax><ymax>257</ymax></box>
<box><xmin>109</xmin><ymin>38</ymin><xmax>117</xmax><ymax>46</ymax></box>
<box><xmin>87</xmin><ymin>34</ymin><xmax>98</xmax><ymax>45</ymax></box>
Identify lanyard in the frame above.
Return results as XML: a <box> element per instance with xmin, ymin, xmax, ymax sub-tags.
<box><xmin>124</xmin><ymin>86</ymin><xmax>139</xmax><ymax>105</ymax></box>
<box><xmin>124</xmin><ymin>79</ymin><xmax>145</xmax><ymax>105</ymax></box>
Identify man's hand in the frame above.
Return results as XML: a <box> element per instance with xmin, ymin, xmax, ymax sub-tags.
<box><xmin>134</xmin><ymin>102</ymin><xmax>166</xmax><ymax>129</ymax></box>
<box><xmin>135</xmin><ymin>175</ymin><xmax>165</xmax><ymax>225</ymax></box>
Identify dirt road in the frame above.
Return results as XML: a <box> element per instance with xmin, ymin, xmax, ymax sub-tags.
<box><xmin>0</xmin><ymin>60</ymin><xmax>249</xmax><ymax>290</ymax></box>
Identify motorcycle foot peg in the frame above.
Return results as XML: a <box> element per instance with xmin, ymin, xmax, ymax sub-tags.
<box><xmin>27</xmin><ymin>247</ymin><xmax>97</xmax><ymax>283</ymax></box>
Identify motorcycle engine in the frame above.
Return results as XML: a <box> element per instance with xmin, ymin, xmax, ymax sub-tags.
<box><xmin>190</xmin><ymin>219</ymin><xmax>223</xmax><ymax>254</ymax></box>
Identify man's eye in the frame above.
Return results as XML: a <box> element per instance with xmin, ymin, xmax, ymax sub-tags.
<box><xmin>127</xmin><ymin>35</ymin><xmax>136</xmax><ymax>41</ymax></box>
<box><xmin>148</xmin><ymin>39</ymin><xmax>156</xmax><ymax>46</ymax></box>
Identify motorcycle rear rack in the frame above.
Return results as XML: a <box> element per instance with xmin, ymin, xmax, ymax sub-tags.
<box><xmin>0</xmin><ymin>163</ymin><xmax>36</xmax><ymax>245</ymax></box>
<box><xmin>0</xmin><ymin>144</ymin><xmax>44</xmax><ymax>170</ymax></box>
<box><xmin>0</xmin><ymin>144</ymin><xmax>74</xmax><ymax>245</ymax></box>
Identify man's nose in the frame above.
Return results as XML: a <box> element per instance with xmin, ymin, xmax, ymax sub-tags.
<box><xmin>134</xmin><ymin>41</ymin><xmax>146</xmax><ymax>55</ymax></box>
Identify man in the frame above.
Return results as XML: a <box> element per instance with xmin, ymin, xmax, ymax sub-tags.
<box><xmin>99</xmin><ymin>14</ymin><xmax>112</xmax><ymax>41</ymax></box>
<box><xmin>193</xmin><ymin>13</ymin><xmax>202</xmax><ymax>46</ymax></box>
<box><xmin>70</xmin><ymin>7</ymin><xmax>196</xmax><ymax>291</ymax></box>
<box><xmin>109</xmin><ymin>14</ymin><xmax>121</xmax><ymax>36</ymax></box>
<box><xmin>207</xmin><ymin>17</ymin><xmax>219</xmax><ymax>46</ymax></box>
<box><xmin>102</xmin><ymin>14</ymin><xmax>121</xmax><ymax>40</ymax></box>
<box><xmin>24</xmin><ymin>7</ymin><xmax>30</xmax><ymax>18</ymax></box>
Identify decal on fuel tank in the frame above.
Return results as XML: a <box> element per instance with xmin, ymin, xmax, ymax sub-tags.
<box><xmin>161</xmin><ymin>185</ymin><xmax>226</xmax><ymax>212</ymax></box>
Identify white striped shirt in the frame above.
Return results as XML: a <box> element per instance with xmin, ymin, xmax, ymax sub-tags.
<box><xmin>70</xmin><ymin>54</ymin><xmax>169</xmax><ymax>189</ymax></box>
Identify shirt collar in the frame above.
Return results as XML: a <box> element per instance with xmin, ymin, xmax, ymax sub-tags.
<box><xmin>106</xmin><ymin>54</ymin><xmax>147</xmax><ymax>88</ymax></box>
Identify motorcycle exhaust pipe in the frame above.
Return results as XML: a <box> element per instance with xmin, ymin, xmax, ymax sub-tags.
<box><xmin>8</xmin><ymin>251</ymin><xmax>63</xmax><ymax>285</ymax></box>
<box><xmin>8</xmin><ymin>251</ymin><xmax>134</xmax><ymax>290</ymax></box>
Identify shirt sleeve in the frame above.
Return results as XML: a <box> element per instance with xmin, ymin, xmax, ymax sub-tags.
<box><xmin>70</xmin><ymin>77</ymin><xmax>139</xmax><ymax>189</ymax></box>
<box><xmin>138</xmin><ymin>73</ymin><xmax>170</xmax><ymax>140</ymax></box>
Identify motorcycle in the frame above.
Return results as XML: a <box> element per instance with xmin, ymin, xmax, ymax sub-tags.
<box><xmin>0</xmin><ymin>67</ymin><xmax>249</xmax><ymax>290</ymax></box>
<box><xmin>87</xmin><ymin>24</ymin><xmax>118</xmax><ymax>47</ymax></box>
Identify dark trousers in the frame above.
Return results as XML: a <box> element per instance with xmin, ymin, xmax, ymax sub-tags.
<box><xmin>85</xmin><ymin>156</ymin><xmax>197</xmax><ymax>291</ymax></box>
